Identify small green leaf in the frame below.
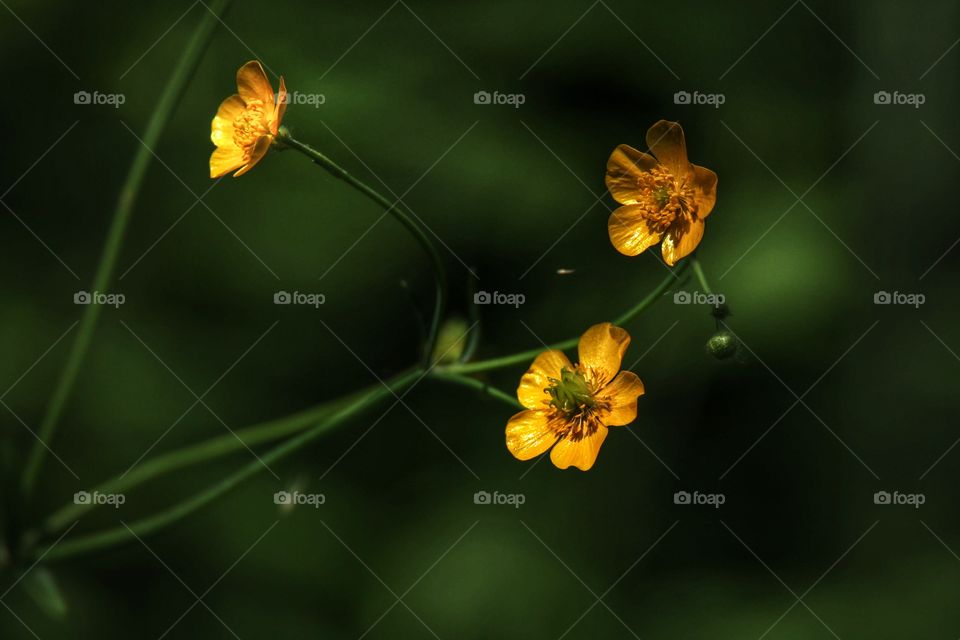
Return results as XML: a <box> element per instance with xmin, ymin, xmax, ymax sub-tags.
<box><xmin>22</xmin><ymin>567</ymin><xmax>67</xmax><ymax>618</ymax></box>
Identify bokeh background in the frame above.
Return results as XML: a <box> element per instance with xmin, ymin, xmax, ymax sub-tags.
<box><xmin>1</xmin><ymin>0</ymin><xmax>959</xmax><ymax>637</ymax></box>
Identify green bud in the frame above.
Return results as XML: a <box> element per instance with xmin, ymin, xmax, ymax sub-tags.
<box><xmin>432</xmin><ymin>317</ymin><xmax>470</xmax><ymax>364</ymax></box>
<box><xmin>706</xmin><ymin>330</ymin><xmax>738</xmax><ymax>360</ymax></box>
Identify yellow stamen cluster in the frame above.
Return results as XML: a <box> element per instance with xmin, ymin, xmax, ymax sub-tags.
<box><xmin>232</xmin><ymin>101</ymin><xmax>269</xmax><ymax>154</ymax></box>
<box><xmin>634</xmin><ymin>165</ymin><xmax>697</xmax><ymax>233</ymax></box>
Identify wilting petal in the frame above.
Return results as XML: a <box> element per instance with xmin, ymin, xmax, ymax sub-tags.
<box><xmin>210</xmin><ymin>146</ymin><xmax>246</xmax><ymax>179</ymax></box>
<box><xmin>506</xmin><ymin>410</ymin><xmax>558</xmax><ymax>460</ymax></box>
<box><xmin>578</xmin><ymin>323</ymin><xmax>630</xmax><ymax>387</ymax></box>
<box><xmin>646</xmin><ymin>120</ymin><xmax>691</xmax><ymax>179</ymax></box>
<box><xmin>233</xmin><ymin>135</ymin><xmax>273</xmax><ymax>177</ymax></box>
<box><xmin>608</xmin><ymin>205</ymin><xmax>663</xmax><ymax>257</ymax></box>
<box><xmin>599</xmin><ymin>371</ymin><xmax>645</xmax><ymax>426</ymax></box>
<box><xmin>550</xmin><ymin>426</ymin><xmax>608</xmax><ymax>471</ymax></box>
<box><xmin>517</xmin><ymin>350</ymin><xmax>573</xmax><ymax>410</ymax></box>
<box><xmin>236</xmin><ymin>60</ymin><xmax>274</xmax><ymax>105</ymax></box>
<box><xmin>661</xmin><ymin>217</ymin><xmax>704</xmax><ymax>266</ymax></box>
<box><xmin>211</xmin><ymin>94</ymin><xmax>244</xmax><ymax>147</ymax></box>
<box><xmin>692</xmin><ymin>164</ymin><xmax>717</xmax><ymax>219</ymax></box>
<box><xmin>605</xmin><ymin>144</ymin><xmax>657</xmax><ymax>205</ymax></box>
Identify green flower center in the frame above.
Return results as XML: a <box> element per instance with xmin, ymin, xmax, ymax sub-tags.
<box><xmin>546</xmin><ymin>368</ymin><xmax>595</xmax><ymax>415</ymax></box>
<box><xmin>654</xmin><ymin>185</ymin><xmax>671</xmax><ymax>208</ymax></box>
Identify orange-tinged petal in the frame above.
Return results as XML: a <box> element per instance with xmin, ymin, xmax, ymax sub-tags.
<box><xmin>692</xmin><ymin>164</ymin><xmax>717</xmax><ymax>219</ymax></box>
<box><xmin>578</xmin><ymin>323</ymin><xmax>630</xmax><ymax>387</ymax></box>
<box><xmin>210</xmin><ymin>146</ymin><xmax>246</xmax><ymax>179</ymax></box>
<box><xmin>646</xmin><ymin>120</ymin><xmax>691</xmax><ymax>179</ymax></box>
<box><xmin>272</xmin><ymin>76</ymin><xmax>287</xmax><ymax>133</ymax></box>
<box><xmin>211</xmin><ymin>94</ymin><xmax>244</xmax><ymax>147</ymax></box>
<box><xmin>506</xmin><ymin>410</ymin><xmax>559</xmax><ymax>460</ymax></box>
<box><xmin>661</xmin><ymin>217</ymin><xmax>704</xmax><ymax>266</ymax></box>
<box><xmin>605</xmin><ymin>144</ymin><xmax>657</xmax><ymax>205</ymax></box>
<box><xmin>517</xmin><ymin>350</ymin><xmax>573</xmax><ymax>410</ymax></box>
<box><xmin>236</xmin><ymin>60</ymin><xmax>274</xmax><ymax>105</ymax></box>
<box><xmin>599</xmin><ymin>371</ymin><xmax>645</xmax><ymax>426</ymax></box>
<box><xmin>549</xmin><ymin>426</ymin><xmax>608</xmax><ymax>471</ymax></box>
<box><xmin>608</xmin><ymin>205</ymin><xmax>663</xmax><ymax>257</ymax></box>
<box><xmin>232</xmin><ymin>135</ymin><xmax>273</xmax><ymax>177</ymax></box>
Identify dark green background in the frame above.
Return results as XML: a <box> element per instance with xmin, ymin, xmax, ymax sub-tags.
<box><xmin>1</xmin><ymin>0</ymin><xmax>958</xmax><ymax>636</ymax></box>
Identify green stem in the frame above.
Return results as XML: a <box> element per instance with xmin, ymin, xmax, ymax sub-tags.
<box><xmin>430</xmin><ymin>373</ymin><xmax>521</xmax><ymax>409</ymax></box>
<box><xmin>21</xmin><ymin>0</ymin><xmax>234</xmax><ymax>497</ymax></box>
<box><xmin>691</xmin><ymin>255</ymin><xmax>713</xmax><ymax>295</ymax></box>
<box><xmin>437</xmin><ymin>261</ymin><xmax>689</xmax><ymax>375</ymax></box>
<box><xmin>37</xmin><ymin>368</ymin><xmax>422</xmax><ymax>562</ymax></box>
<box><xmin>38</xmin><ymin>383</ymin><xmax>376</xmax><ymax>535</ymax></box>
<box><xmin>276</xmin><ymin>130</ymin><xmax>447</xmax><ymax>367</ymax></box>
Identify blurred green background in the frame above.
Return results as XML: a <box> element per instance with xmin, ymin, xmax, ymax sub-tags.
<box><xmin>1</xmin><ymin>0</ymin><xmax>959</xmax><ymax>636</ymax></box>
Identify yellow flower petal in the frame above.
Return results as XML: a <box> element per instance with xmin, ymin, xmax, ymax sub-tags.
<box><xmin>608</xmin><ymin>205</ymin><xmax>663</xmax><ymax>257</ymax></box>
<box><xmin>232</xmin><ymin>134</ymin><xmax>273</xmax><ymax>177</ymax></box>
<box><xmin>578</xmin><ymin>323</ymin><xmax>630</xmax><ymax>387</ymax></box>
<box><xmin>506</xmin><ymin>410</ymin><xmax>558</xmax><ymax>460</ymax></box>
<box><xmin>693</xmin><ymin>164</ymin><xmax>718</xmax><ymax>219</ymax></box>
<box><xmin>210</xmin><ymin>146</ymin><xmax>246</xmax><ymax>179</ymax></box>
<box><xmin>605</xmin><ymin>144</ymin><xmax>657</xmax><ymax>205</ymax></box>
<box><xmin>549</xmin><ymin>426</ymin><xmax>608</xmax><ymax>471</ymax></box>
<box><xmin>211</xmin><ymin>94</ymin><xmax>244</xmax><ymax>147</ymax></box>
<box><xmin>517</xmin><ymin>350</ymin><xmax>573</xmax><ymax>410</ymax></box>
<box><xmin>236</xmin><ymin>60</ymin><xmax>274</xmax><ymax>105</ymax></box>
<box><xmin>599</xmin><ymin>371</ymin><xmax>644</xmax><ymax>426</ymax></box>
<box><xmin>661</xmin><ymin>217</ymin><xmax>704</xmax><ymax>266</ymax></box>
<box><xmin>272</xmin><ymin>76</ymin><xmax>287</xmax><ymax>134</ymax></box>
<box><xmin>646</xmin><ymin>120</ymin><xmax>691</xmax><ymax>179</ymax></box>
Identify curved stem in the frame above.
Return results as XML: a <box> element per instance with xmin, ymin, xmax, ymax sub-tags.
<box><xmin>437</xmin><ymin>261</ymin><xmax>689</xmax><ymax>375</ymax></box>
<box><xmin>276</xmin><ymin>130</ymin><xmax>447</xmax><ymax>366</ymax></box>
<box><xmin>691</xmin><ymin>255</ymin><xmax>713</xmax><ymax>295</ymax></box>
<box><xmin>430</xmin><ymin>372</ymin><xmax>521</xmax><ymax>409</ymax></box>
<box><xmin>21</xmin><ymin>0</ymin><xmax>235</xmax><ymax>497</ymax></box>
<box><xmin>36</xmin><ymin>368</ymin><xmax>422</xmax><ymax>563</ymax></box>
<box><xmin>38</xmin><ymin>383</ymin><xmax>377</xmax><ymax>535</ymax></box>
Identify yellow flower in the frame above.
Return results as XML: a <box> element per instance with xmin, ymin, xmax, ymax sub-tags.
<box><xmin>505</xmin><ymin>323</ymin><xmax>645</xmax><ymax>471</ymax></box>
<box><xmin>606</xmin><ymin>120</ymin><xmax>718</xmax><ymax>265</ymax></box>
<box><xmin>210</xmin><ymin>61</ymin><xmax>287</xmax><ymax>178</ymax></box>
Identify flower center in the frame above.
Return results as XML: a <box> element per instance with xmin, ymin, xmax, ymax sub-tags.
<box><xmin>545</xmin><ymin>367</ymin><xmax>606</xmax><ymax>442</ymax></box>
<box><xmin>232</xmin><ymin>101</ymin><xmax>271</xmax><ymax>152</ymax></box>
<box><xmin>636</xmin><ymin>165</ymin><xmax>698</xmax><ymax>233</ymax></box>
<box><xmin>546</xmin><ymin>368</ymin><xmax>595</xmax><ymax>414</ymax></box>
